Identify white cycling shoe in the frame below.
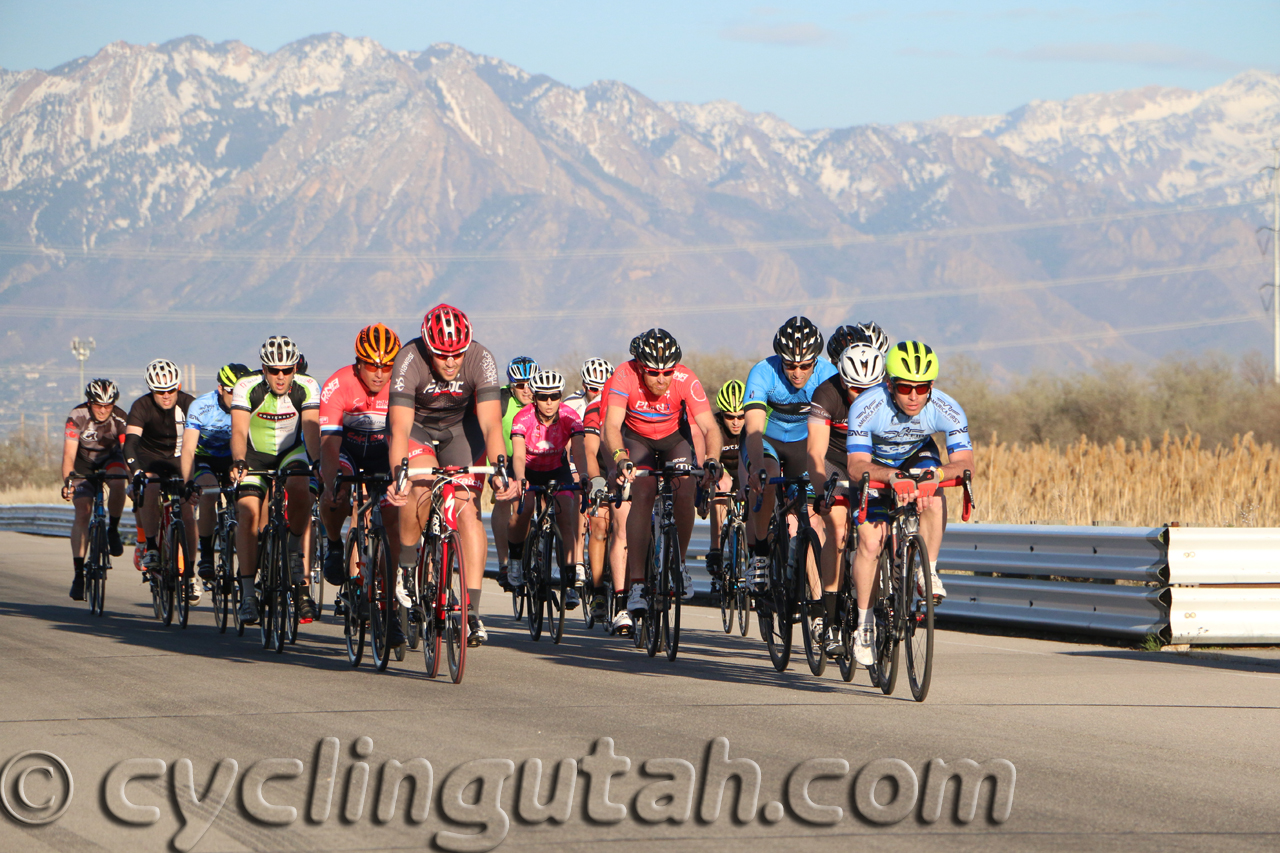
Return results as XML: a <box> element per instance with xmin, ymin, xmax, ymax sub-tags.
<box><xmin>853</xmin><ymin>624</ymin><xmax>875</xmax><ymax>666</ymax></box>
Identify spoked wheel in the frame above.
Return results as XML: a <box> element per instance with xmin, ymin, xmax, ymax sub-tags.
<box><xmin>728</xmin><ymin>522</ymin><xmax>750</xmax><ymax>636</ymax></box>
<box><xmin>904</xmin><ymin>534</ymin><xmax>935</xmax><ymax>702</ymax></box>
<box><xmin>272</xmin><ymin>538</ymin><xmax>289</xmax><ymax>653</ymax></box>
<box><xmin>419</xmin><ymin>541</ymin><xmax>441</xmax><ymax>678</ymax></box>
<box><xmin>231</xmin><ymin>574</ymin><xmax>244</xmax><ymax>637</ymax></box>
<box><xmin>719</xmin><ymin>524</ymin><xmax>735</xmax><ymax>634</ymax></box>
<box><xmin>761</xmin><ymin>535</ymin><xmax>793</xmax><ymax>672</ymax></box>
<box><xmin>441</xmin><ymin>530</ymin><xmax>468</xmax><ymax>683</ymax></box>
<box><xmin>343</xmin><ymin>536</ymin><xmax>365</xmax><ymax>666</ymax></box>
<box><xmin>159</xmin><ymin>524</ymin><xmax>177</xmax><ymax>626</ymax></box>
<box><xmin>797</xmin><ymin>529</ymin><xmax>825</xmax><ymax>677</ymax></box>
<box><xmin>837</xmin><ymin>565</ymin><xmax>858</xmax><ymax>683</ymax></box>
<box><xmin>368</xmin><ymin>529</ymin><xmax>393</xmax><ymax>671</ymax></box>
<box><xmin>309</xmin><ymin>517</ymin><xmax>325</xmax><ymax>622</ymax></box>
<box><xmin>87</xmin><ymin>523</ymin><xmax>107</xmax><ymax>616</ymax></box>
<box><xmin>663</xmin><ymin>531</ymin><xmax>682</xmax><ymax>662</ymax></box>
<box><xmin>643</xmin><ymin>536</ymin><xmax>663</xmax><ymax>658</ymax></box>
<box><xmin>525</xmin><ymin>534</ymin><xmax>545</xmax><ymax>642</ymax></box>
<box><xmin>258</xmin><ymin>530</ymin><xmax>274</xmax><ymax>650</ymax></box>
<box><xmin>510</xmin><ymin>579</ymin><xmax>525</xmax><ymax>621</ymax></box>
<box><xmin>285</xmin><ymin>584</ymin><xmax>301</xmax><ymax>646</ymax></box>
<box><xmin>870</xmin><ymin>549</ymin><xmax>899</xmax><ymax>694</ymax></box>
<box><xmin>547</xmin><ymin>528</ymin><xmax>568</xmax><ymax>645</ymax></box>
<box><xmin>212</xmin><ymin>530</ymin><xmax>228</xmax><ymax>633</ymax></box>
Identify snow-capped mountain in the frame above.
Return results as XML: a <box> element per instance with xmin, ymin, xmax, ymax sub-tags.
<box><xmin>0</xmin><ymin>33</ymin><xmax>1275</xmax><ymax>389</ymax></box>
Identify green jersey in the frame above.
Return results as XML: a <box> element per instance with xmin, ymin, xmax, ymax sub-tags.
<box><xmin>231</xmin><ymin>373</ymin><xmax>320</xmax><ymax>456</ymax></box>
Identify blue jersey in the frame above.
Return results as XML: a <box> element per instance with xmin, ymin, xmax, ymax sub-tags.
<box><xmin>846</xmin><ymin>385</ymin><xmax>972</xmax><ymax>466</ymax></box>
<box><xmin>744</xmin><ymin>355</ymin><xmax>838</xmax><ymax>443</ymax></box>
<box><xmin>186</xmin><ymin>390</ymin><xmax>233</xmax><ymax>458</ymax></box>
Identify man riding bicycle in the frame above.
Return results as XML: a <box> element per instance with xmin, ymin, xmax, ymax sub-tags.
<box><xmin>228</xmin><ymin>336</ymin><xmax>322</xmax><ymax>626</ymax></box>
<box><xmin>605</xmin><ymin>328</ymin><xmax>722</xmax><ymax>621</ymax></box>
<box><xmin>493</xmin><ymin>356</ymin><xmax>537</xmax><ymax>592</ymax></box>
<box><xmin>704</xmin><ymin>379</ymin><xmax>746</xmax><ymax>593</ymax></box>
<box><xmin>61</xmin><ymin>378</ymin><xmax>128</xmax><ymax>600</ymax></box>
<box><xmin>845</xmin><ymin>341</ymin><xmax>973</xmax><ymax>665</ymax></box>
<box><xmin>318</xmin><ymin>324</ymin><xmax>403</xmax><ymax>599</ymax></box>
<box><xmin>181</xmin><ymin>363</ymin><xmax>253</xmax><ymax>585</ymax></box>
<box><xmin>386</xmin><ymin>304</ymin><xmax>520</xmax><ymax>647</ymax></box>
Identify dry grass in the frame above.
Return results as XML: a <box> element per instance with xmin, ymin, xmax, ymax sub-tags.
<box><xmin>0</xmin><ymin>485</ymin><xmax>63</xmax><ymax>505</ymax></box>
<box><xmin>958</xmin><ymin>431</ymin><xmax>1280</xmax><ymax>527</ymax></box>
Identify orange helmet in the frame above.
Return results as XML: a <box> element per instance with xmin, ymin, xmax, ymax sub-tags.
<box><xmin>354</xmin><ymin>323</ymin><xmax>402</xmax><ymax>366</ymax></box>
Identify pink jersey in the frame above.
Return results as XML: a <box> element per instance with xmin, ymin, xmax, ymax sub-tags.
<box><xmin>511</xmin><ymin>403</ymin><xmax>584</xmax><ymax>472</ymax></box>
<box><xmin>607</xmin><ymin>360</ymin><xmax>710</xmax><ymax>440</ymax></box>
<box><xmin>318</xmin><ymin>365</ymin><xmax>390</xmax><ymax>448</ymax></box>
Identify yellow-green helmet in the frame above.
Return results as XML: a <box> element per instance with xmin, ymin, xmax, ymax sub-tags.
<box><xmin>885</xmin><ymin>341</ymin><xmax>938</xmax><ymax>382</ymax></box>
<box><xmin>716</xmin><ymin>379</ymin><xmax>745</xmax><ymax>413</ymax></box>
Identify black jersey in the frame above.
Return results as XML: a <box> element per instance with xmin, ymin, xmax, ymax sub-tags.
<box><xmin>126</xmin><ymin>391</ymin><xmax>195</xmax><ymax>460</ymax></box>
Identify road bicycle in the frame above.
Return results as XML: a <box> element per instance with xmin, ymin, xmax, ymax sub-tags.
<box><xmin>309</xmin><ymin>499</ymin><xmax>326</xmax><ymax>621</ymax></box>
<box><xmin>68</xmin><ymin>471</ymin><xmax>128</xmax><ymax>616</ymax></box>
<box><xmin>401</xmin><ymin>459</ymin><xmax>500</xmax><ymax>684</ymax></box>
<box><xmin>855</xmin><ymin>469</ymin><xmax>974</xmax><ymax>702</ymax></box>
<box><xmin>201</xmin><ymin>484</ymin><xmax>239</xmax><ymax>634</ymax></box>
<box><xmin>518</xmin><ymin>479</ymin><xmax>582</xmax><ymax>645</ymax></box>
<box><xmin>752</xmin><ymin>470</ymin><xmax>828</xmax><ymax>675</ymax></box>
<box><xmin>712</xmin><ymin>488</ymin><xmax>750</xmax><ymax>637</ymax></box>
<box><xmin>582</xmin><ymin>487</ymin><xmax>618</xmax><ymax>632</ymax></box>
<box><xmin>140</xmin><ymin>476</ymin><xmax>191</xmax><ymax>628</ymax></box>
<box><xmin>333</xmin><ymin>469</ymin><xmax>397</xmax><ymax>670</ymax></box>
<box><xmin>242</xmin><ymin>468</ymin><xmax>313</xmax><ymax>653</ymax></box>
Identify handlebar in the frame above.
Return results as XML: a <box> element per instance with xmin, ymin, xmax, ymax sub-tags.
<box><xmin>855</xmin><ymin>469</ymin><xmax>975</xmax><ymax>524</ymax></box>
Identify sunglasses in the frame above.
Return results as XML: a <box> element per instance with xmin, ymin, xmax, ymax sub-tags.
<box><xmin>511</xmin><ymin>381</ymin><xmax>530</xmax><ymax>389</ymax></box>
<box><xmin>265</xmin><ymin>366</ymin><xmax>295</xmax><ymax>376</ymax></box>
<box><xmin>783</xmin><ymin>360</ymin><xmax>816</xmax><ymax>371</ymax></box>
<box><xmin>643</xmin><ymin>368</ymin><xmax>675</xmax><ymax>377</ymax></box>
<box><xmin>359</xmin><ymin>361</ymin><xmax>394</xmax><ymax>374</ymax></box>
<box><xmin>534</xmin><ymin>393</ymin><xmax>562</xmax><ymax>402</ymax></box>
<box><xmin>583</xmin><ymin>383</ymin><xmax>602</xmax><ymax>393</ymax></box>
<box><xmin>893</xmin><ymin>381</ymin><xmax>932</xmax><ymax>396</ymax></box>
<box><xmin>722</xmin><ymin>413</ymin><xmax>745</xmax><ymax>421</ymax></box>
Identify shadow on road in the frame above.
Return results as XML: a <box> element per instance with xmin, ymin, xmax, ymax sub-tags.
<box><xmin>1063</xmin><ymin>648</ymin><xmax>1280</xmax><ymax>675</ymax></box>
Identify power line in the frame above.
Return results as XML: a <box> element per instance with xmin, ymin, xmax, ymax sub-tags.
<box><xmin>945</xmin><ymin>313</ymin><xmax>1267</xmax><ymax>353</ymax></box>
<box><xmin>0</xmin><ymin>197</ymin><xmax>1263</xmax><ymax>265</ymax></box>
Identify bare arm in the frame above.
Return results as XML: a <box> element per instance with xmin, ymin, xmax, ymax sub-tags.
<box><xmin>694</xmin><ymin>409</ymin><xmax>722</xmax><ymax>468</ymax></box>
<box><xmin>179</xmin><ymin>427</ymin><xmax>200</xmax><ymax>482</ymax></box>
<box><xmin>583</xmin><ymin>433</ymin><xmax>602</xmax><ymax>480</ymax></box>
<box><xmin>229</xmin><ymin>410</ymin><xmax>249</xmax><ymax>483</ymax></box>
<box><xmin>320</xmin><ymin>434</ymin><xmax>342</xmax><ymax>496</ymax></box>
<box><xmin>744</xmin><ymin>408</ymin><xmax>768</xmax><ymax>491</ymax></box>
<box><xmin>604</xmin><ymin>401</ymin><xmax>628</xmax><ymax>478</ymax></box>
<box><xmin>301</xmin><ymin>409</ymin><xmax>320</xmax><ymax>463</ymax></box>
<box><xmin>512</xmin><ymin>436</ymin><xmax>527</xmax><ymax>483</ymax></box>
<box><xmin>807</xmin><ymin>417</ymin><xmax>831</xmax><ymax>488</ymax></box>
<box><xmin>60</xmin><ymin>437</ymin><xmax>79</xmax><ymax>482</ymax></box>
<box><xmin>569</xmin><ymin>434</ymin><xmax>589</xmax><ymax>484</ymax></box>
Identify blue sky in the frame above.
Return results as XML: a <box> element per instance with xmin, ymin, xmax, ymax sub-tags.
<box><xmin>0</xmin><ymin>0</ymin><xmax>1274</xmax><ymax>128</ymax></box>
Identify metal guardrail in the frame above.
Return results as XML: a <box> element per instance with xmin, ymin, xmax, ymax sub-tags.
<box><xmin>5</xmin><ymin>504</ymin><xmax>1277</xmax><ymax>644</ymax></box>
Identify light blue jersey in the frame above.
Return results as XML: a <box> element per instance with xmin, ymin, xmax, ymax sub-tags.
<box><xmin>186</xmin><ymin>390</ymin><xmax>232</xmax><ymax>458</ymax></box>
<box><xmin>846</xmin><ymin>385</ymin><xmax>971</xmax><ymax>466</ymax></box>
<box><xmin>744</xmin><ymin>355</ymin><xmax>837</xmax><ymax>444</ymax></box>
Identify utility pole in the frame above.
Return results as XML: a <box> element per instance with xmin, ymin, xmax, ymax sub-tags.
<box><xmin>1272</xmin><ymin>146</ymin><xmax>1279</xmax><ymax>384</ymax></box>
<box><xmin>70</xmin><ymin>336</ymin><xmax>95</xmax><ymax>394</ymax></box>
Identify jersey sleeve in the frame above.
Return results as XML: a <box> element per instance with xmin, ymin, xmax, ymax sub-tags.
<box><xmin>470</xmin><ymin>344</ymin><xmax>501</xmax><ymax>405</ymax></box>
<box><xmin>296</xmin><ymin>376</ymin><xmax>321</xmax><ymax>410</ymax></box>
<box><xmin>607</xmin><ymin>363</ymin><xmax>638</xmax><ymax>410</ymax></box>
<box><xmin>64</xmin><ymin>410</ymin><xmax>82</xmax><ymax>440</ymax></box>
<box><xmin>185</xmin><ymin>397</ymin><xmax>208</xmax><ymax>433</ymax></box>
<box><xmin>809</xmin><ymin>382</ymin><xmax>836</xmax><ymax>423</ymax></box>
<box><xmin>510</xmin><ymin>406</ymin><xmax>533</xmax><ymax>440</ymax></box>
<box><xmin>230</xmin><ymin>376</ymin><xmax>256</xmax><ymax>412</ymax></box>
<box><xmin>845</xmin><ymin>391</ymin><xmax>883</xmax><ymax>456</ymax></box>
<box><xmin>582</xmin><ymin>400</ymin><xmax>602</xmax><ymax>435</ymax></box>
<box><xmin>563</xmin><ymin>404</ymin><xmax>585</xmax><ymax>436</ymax></box>
<box><xmin>318</xmin><ymin>370</ymin><xmax>346</xmax><ymax>434</ymax></box>
<box><xmin>930</xmin><ymin>390</ymin><xmax>973</xmax><ymax>454</ymax></box>
<box><xmin>680</xmin><ymin>371</ymin><xmax>711</xmax><ymax>420</ymax></box>
<box><xmin>389</xmin><ymin>340</ymin><xmax>422</xmax><ymax>409</ymax></box>
<box><xmin>743</xmin><ymin>359</ymin><xmax>773</xmax><ymax>411</ymax></box>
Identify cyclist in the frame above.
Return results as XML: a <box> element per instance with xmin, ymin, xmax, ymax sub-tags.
<box><xmin>807</xmin><ymin>343</ymin><xmax>885</xmax><ymax>653</ymax></box>
<box><xmin>318</xmin><ymin>324</ymin><xmax>402</xmax><ymax>601</ymax></box>
<box><xmin>581</xmin><ymin>366</ymin><xmax>632</xmax><ymax>633</ymax></box>
<box><xmin>493</xmin><ymin>356</ymin><xmax>537</xmax><ymax>592</ymax></box>
<box><xmin>507</xmin><ymin>370</ymin><xmax>590</xmax><ymax>608</ymax></box>
<box><xmin>386</xmin><ymin>304</ymin><xmax>520</xmax><ymax>647</ymax></box>
<box><xmin>846</xmin><ymin>341</ymin><xmax>973</xmax><ymax>665</ymax></box>
<box><xmin>228</xmin><ymin>336</ymin><xmax>322</xmax><ymax>626</ymax></box>
<box><xmin>605</xmin><ymin>328</ymin><xmax>722</xmax><ymax>621</ymax></box>
<box><xmin>124</xmin><ymin>360</ymin><xmax>198</xmax><ymax>598</ymax></box>
<box><xmin>181</xmin><ymin>363</ymin><xmax>252</xmax><ymax>585</ymax></box>
<box><xmin>742</xmin><ymin>316</ymin><xmax>837</xmax><ymax>588</ymax></box>
<box><xmin>704</xmin><ymin>380</ymin><xmax>746</xmax><ymax>593</ymax></box>
<box><xmin>61</xmin><ymin>379</ymin><xmax>128</xmax><ymax>600</ymax></box>
<box><xmin>562</xmin><ymin>357</ymin><xmax>611</xmax><ymax>598</ymax></box>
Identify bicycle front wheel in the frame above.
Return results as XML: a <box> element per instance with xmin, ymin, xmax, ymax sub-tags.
<box><xmin>525</xmin><ymin>531</ymin><xmax>544</xmax><ymax>642</ymax></box>
<box><xmin>643</xmin><ymin>535</ymin><xmax>662</xmax><ymax>658</ymax></box>
<box><xmin>309</xmin><ymin>515</ymin><xmax>325</xmax><ymax>621</ymax></box>
<box><xmin>174</xmin><ymin>521</ymin><xmax>191</xmax><ymax>629</ymax></box>
<box><xmin>761</xmin><ymin>533</ymin><xmax>793</xmax><ymax>672</ymax></box>
<box><xmin>904</xmin><ymin>534</ymin><xmax>935</xmax><ymax>702</ymax></box>
<box><xmin>797</xmin><ymin>529</ymin><xmax>825</xmax><ymax>677</ymax></box>
<box><xmin>87</xmin><ymin>520</ymin><xmax>108</xmax><ymax>616</ymax></box>
<box><xmin>368</xmin><ymin>528</ymin><xmax>393</xmax><ymax>671</ymax></box>
<box><xmin>442</xmin><ymin>529</ymin><xmax>468</xmax><ymax>683</ymax></box>
<box><xmin>871</xmin><ymin>547</ymin><xmax>899</xmax><ymax>695</ymax></box>
<box><xmin>837</xmin><ymin>555</ymin><xmax>857</xmax><ymax>683</ymax></box>
<box><xmin>547</xmin><ymin>526</ymin><xmax>568</xmax><ymax>645</ymax></box>
<box><xmin>663</xmin><ymin>525</ymin><xmax>681</xmax><ymax>662</ymax></box>
<box><xmin>418</xmin><ymin>537</ymin><xmax>441</xmax><ymax>678</ymax></box>
<box><xmin>719</xmin><ymin>522</ymin><xmax>735</xmax><ymax>634</ymax></box>
<box><xmin>343</xmin><ymin>535</ymin><xmax>365</xmax><ymax>666</ymax></box>
<box><xmin>159</xmin><ymin>522</ymin><xmax>177</xmax><ymax>626</ymax></box>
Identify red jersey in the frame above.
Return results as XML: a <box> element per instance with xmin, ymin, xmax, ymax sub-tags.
<box><xmin>511</xmin><ymin>404</ymin><xmax>584</xmax><ymax>472</ymax></box>
<box><xmin>318</xmin><ymin>365</ymin><xmax>390</xmax><ymax>448</ymax></box>
<box><xmin>607</xmin><ymin>360</ymin><xmax>710</xmax><ymax>441</ymax></box>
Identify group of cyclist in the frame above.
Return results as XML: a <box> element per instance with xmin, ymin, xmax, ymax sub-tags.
<box><xmin>60</xmin><ymin>303</ymin><xmax>971</xmax><ymax>671</ymax></box>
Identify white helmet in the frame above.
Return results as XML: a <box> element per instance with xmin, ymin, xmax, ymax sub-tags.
<box><xmin>145</xmin><ymin>359</ymin><xmax>181</xmax><ymax>392</ymax></box>
<box><xmin>838</xmin><ymin>343</ymin><xmax>885</xmax><ymax>390</ymax></box>
<box><xmin>530</xmin><ymin>370</ymin><xmax>565</xmax><ymax>395</ymax></box>
<box><xmin>260</xmin><ymin>335</ymin><xmax>300</xmax><ymax>368</ymax></box>
<box><xmin>855</xmin><ymin>322</ymin><xmax>890</xmax><ymax>355</ymax></box>
<box><xmin>581</xmin><ymin>357</ymin><xmax>613</xmax><ymax>388</ymax></box>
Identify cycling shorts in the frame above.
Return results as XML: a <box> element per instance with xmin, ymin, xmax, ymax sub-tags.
<box><xmin>134</xmin><ymin>454</ymin><xmax>182</xmax><ymax>482</ymax></box>
<box><xmin>405</xmin><ymin>418</ymin><xmax>487</xmax><ymax>491</ymax></box>
<box><xmin>524</xmin><ymin>464</ymin><xmax>575</xmax><ymax>491</ymax></box>
<box><xmin>335</xmin><ymin>452</ymin><xmax>395</xmax><ymax>509</ymax></box>
<box><xmin>739</xmin><ymin>436</ymin><xmax>808</xmax><ymax>480</ymax></box>
<box><xmin>71</xmin><ymin>457</ymin><xmax>128</xmax><ymax>501</ymax></box>
<box><xmin>822</xmin><ymin>458</ymin><xmax>852</xmax><ymax>507</ymax></box>
<box><xmin>238</xmin><ymin>442</ymin><xmax>311</xmax><ymax>499</ymax></box>
<box><xmin>621</xmin><ymin>423</ymin><xmax>693</xmax><ymax>472</ymax></box>
<box><xmin>193</xmin><ymin>455</ymin><xmax>233</xmax><ymax>485</ymax></box>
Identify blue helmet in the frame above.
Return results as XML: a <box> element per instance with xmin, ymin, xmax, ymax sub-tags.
<box><xmin>507</xmin><ymin>356</ymin><xmax>539</xmax><ymax>382</ymax></box>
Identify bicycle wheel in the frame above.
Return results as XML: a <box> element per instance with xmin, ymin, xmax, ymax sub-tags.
<box><xmin>368</xmin><ymin>528</ymin><xmax>393</xmax><ymax>671</ymax></box>
<box><xmin>442</xmin><ymin>529</ymin><xmax>468</xmax><ymax>683</ymax></box>
<box><xmin>872</xmin><ymin>548</ymin><xmax>899</xmax><ymax>695</ymax></box>
<box><xmin>643</xmin><ymin>532</ymin><xmax>663</xmax><ymax>658</ymax></box>
<box><xmin>258</xmin><ymin>529</ymin><xmax>274</xmax><ymax>650</ymax></box>
<box><xmin>904</xmin><ymin>534</ymin><xmax>935</xmax><ymax>702</ymax></box>
<box><xmin>510</xmin><ymin>576</ymin><xmax>525</xmax><ymax>621</ymax></box>
<box><xmin>797</xmin><ymin>529</ymin><xmax>825</xmax><ymax>677</ymax></box>
<box><xmin>211</xmin><ymin>526</ymin><xmax>227</xmax><ymax>632</ymax></box>
<box><xmin>547</xmin><ymin>526</ymin><xmax>568</xmax><ymax>645</ymax></box>
<box><xmin>273</xmin><ymin>533</ymin><xmax>289</xmax><ymax>653</ymax></box>
<box><xmin>719</xmin><ymin>523</ymin><xmax>734</xmax><ymax>634</ymax></box>
<box><xmin>732</xmin><ymin>522</ymin><xmax>750</xmax><ymax>636</ymax></box>
<box><xmin>175</xmin><ymin>521</ymin><xmax>191</xmax><ymax>629</ymax></box>
<box><xmin>309</xmin><ymin>516</ymin><xmax>325</xmax><ymax>621</ymax></box>
<box><xmin>344</xmin><ymin>533</ymin><xmax>366</xmax><ymax>667</ymax></box>
<box><xmin>285</xmin><ymin>583</ymin><xmax>301</xmax><ymax>646</ymax></box>
<box><xmin>525</xmin><ymin>530</ymin><xmax>545</xmax><ymax>642</ymax></box>
<box><xmin>837</xmin><ymin>557</ymin><xmax>857</xmax><ymax>683</ymax></box>
<box><xmin>159</xmin><ymin>521</ymin><xmax>176</xmax><ymax>626</ymax></box>
<box><xmin>663</xmin><ymin>526</ymin><xmax>682</xmax><ymax>662</ymax></box>
<box><xmin>87</xmin><ymin>520</ymin><xmax>107</xmax><ymax>616</ymax></box>
<box><xmin>761</xmin><ymin>532</ymin><xmax>793</xmax><ymax>672</ymax></box>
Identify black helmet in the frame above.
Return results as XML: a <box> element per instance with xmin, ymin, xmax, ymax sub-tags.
<box><xmin>629</xmin><ymin>335</ymin><xmax>642</xmax><ymax>358</ymax></box>
<box><xmin>635</xmin><ymin>329</ymin><xmax>681</xmax><ymax>370</ymax></box>
<box><xmin>296</xmin><ymin>353</ymin><xmax>309</xmax><ymax>375</ymax></box>
<box><xmin>217</xmin><ymin>363</ymin><xmax>252</xmax><ymax>389</ymax></box>
<box><xmin>773</xmin><ymin>316</ymin><xmax>823</xmax><ymax>363</ymax></box>
<box><xmin>826</xmin><ymin>325</ymin><xmax>861</xmax><ymax>362</ymax></box>
<box><xmin>85</xmin><ymin>378</ymin><xmax>119</xmax><ymax>405</ymax></box>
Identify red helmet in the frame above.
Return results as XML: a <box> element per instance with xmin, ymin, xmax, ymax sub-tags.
<box><xmin>421</xmin><ymin>304</ymin><xmax>472</xmax><ymax>357</ymax></box>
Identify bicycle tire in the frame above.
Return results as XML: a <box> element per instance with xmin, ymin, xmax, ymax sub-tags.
<box><xmin>159</xmin><ymin>518</ymin><xmax>176</xmax><ymax>626</ymax></box>
<box><xmin>761</xmin><ymin>530</ymin><xmax>793</xmax><ymax>672</ymax></box>
<box><xmin>837</xmin><ymin>554</ymin><xmax>857</xmax><ymax>683</ymax></box>
<box><xmin>719</xmin><ymin>520</ymin><xmax>734</xmax><ymax>634</ymax></box>
<box><xmin>547</xmin><ymin>525</ymin><xmax>567</xmax><ymax>645</ymax></box>
<box><xmin>797</xmin><ymin>528</ymin><xmax>825</xmax><ymax>677</ymax></box>
<box><xmin>904</xmin><ymin>534</ymin><xmax>935</xmax><ymax>702</ymax></box>
<box><xmin>211</xmin><ymin>524</ymin><xmax>227</xmax><ymax>632</ymax></box>
<box><xmin>727</xmin><ymin>520</ymin><xmax>750</xmax><ymax>637</ymax></box>
<box><xmin>642</xmin><ymin>531</ymin><xmax>661</xmax><ymax>658</ymax></box>
<box><xmin>419</xmin><ymin>535</ymin><xmax>440</xmax><ymax>677</ymax></box>
<box><xmin>273</xmin><ymin>531</ymin><xmax>289</xmax><ymax>653</ymax></box>
<box><xmin>368</xmin><ymin>528</ymin><xmax>393</xmax><ymax>671</ymax></box>
<box><xmin>344</xmin><ymin>531</ymin><xmax>366</xmax><ymax>667</ymax></box>
<box><xmin>442</xmin><ymin>529</ymin><xmax>468</xmax><ymax>683</ymax></box>
<box><xmin>510</xmin><ymin>577</ymin><xmax>525</xmax><ymax>621</ymax></box>
<box><xmin>175</xmin><ymin>520</ymin><xmax>191</xmax><ymax>629</ymax></box>
<box><xmin>663</xmin><ymin>525</ymin><xmax>681</xmax><ymax>662</ymax></box>
<box><xmin>309</xmin><ymin>514</ymin><xmax>325</xmax><ymax>622</ymax></box>
<box><xmin>87</xmin><ymin>519</ymin><xmax>107</xmax><ymax>616</ymax></box>
<box><xmin>286</xmin><ymin>583</ymin><xmax>301</xmax><ymax>646</ymax></box>
<box><xmin>526</xmin><ymin>529</ymin><xmax>545</xmax><ymax>642</ymax></box>
<box><xmin>873</xmin><ymin>547</ymin><xmax>899</xmax><ymax>695</ymax></box>
<box><xmin>257</xmin><ymin>528</ymin><xmax>274</xmax><ymax>650</ymax></box>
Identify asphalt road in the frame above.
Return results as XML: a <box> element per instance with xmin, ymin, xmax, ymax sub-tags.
<box><xmin>2</xmin><ymin>530</ymin><xmax>1278</xmax><ymax>852</ymax></box>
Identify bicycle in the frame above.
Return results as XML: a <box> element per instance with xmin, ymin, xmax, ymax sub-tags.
<box><xmin>309</xmin><ymin>499</ymin><xmax>326</xmax><ymax>622</ymax></box>
<box><xmin>202</xmin><ymin>484</ymin><xmax>239</xmax><ymax>634</ymax></box>
<box><xmin>518</xmin><ymin>479</ymin><xmax>582</xmax><ymax>645</ymax></box>
<box><xmin>582</xmin><ymin>487</ymin><xmax>618</xmax><ymax>632</ymax></box>
<box><xmin>626</xmin><ymin>463</ymin><xmax>703</xmax><ymax>662</ymax></box>
<box><xmin>140</xmin><ymin>476</ymin><xmax>191</xmax><ymax>628</ymax></box>
<box><xmin>712</xmin><ymin>489</ymin><xmax>750</xmax><ymax>637</ymax></box>
<box><xmin>401</xmin><ymin>459</ymin><xmax>500</xmax><ymax>684</ymax></box>
<box><xmin>68</xmin><ymin>471</ymin><xmax>128</xmax><ymax>616</ymax></box>
<box><xmin>752</xmin><ymin>470</ymin><xmax>828</xmax><ymax>675</ymax></box>
<box><xmin>333</xmin><ymin>469</ymin><xmax>397</xmax><ymax>670</ymax></box>
<box><xmin>854</xmin><ymin>469</ymin><xmax>974</xmax><ymax>702</ymax></box>
<box><xmin>242</xmin><ymin>468</ymin><xmax>310</xmax><ymax>654</ymax></box>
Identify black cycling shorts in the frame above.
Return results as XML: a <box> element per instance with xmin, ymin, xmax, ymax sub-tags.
<box><xmin>621</xmin><ymin>423</ymin><xmax>694</xmax><ymax>472</ymax></box>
